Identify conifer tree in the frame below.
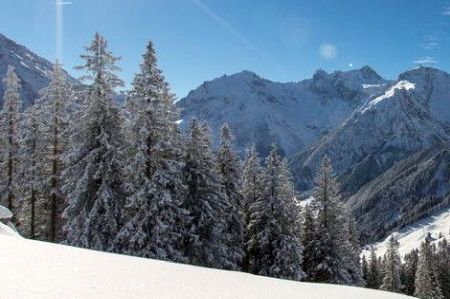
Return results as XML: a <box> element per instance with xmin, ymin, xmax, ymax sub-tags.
<box><xmin>309</xmin><ymin>157</ymin><xmax>360</xmax><ymax>285</ymax></box>
<box><xmin>18</xmin><ymin>102</ymin><xmax>44</xmax><ymax>239</ymax></box>
<box><xmin>367</xmin><ymin>246</ymin><xmax>382</xmax><ymax>289</ymax></box>
<box><xmin>247</xmin><ymin>145</ymin><xmax>304</xmax><ymax>281</ymax></box>
<box><xmin>114</xmin><ymin>40</ymin><xmax>189</xmax><ymax>262</ymax></box>
<box><xmin>241</xmin><ymin>144</ymin><xmax>265</xmax><ymax>272</ymax></box>
<box><xmin>0</xmin><ymin>66</ymin><xmax>21</xmax><ymax>220</ymax></box>
<box><xmin>62</xmin><ymin>33</ymin><xmax>126</xmax><ymax>251</ymax></box>
<box><xmin>345</xmin><ymin>215</ymin><xmax>365</xmax><ymax>286</ymax></box>
<box><xmin>362</xmin><ymin>255</ymin><xmax>369</xmax><ymax>285</ymax></box>
<box><xmin>415</xmin><ymin>238</ymin><xmax>443</xmax><ymax>299</ymax></box>
<box><xmin>301</xmin><ymin>203</ymin><xmax>319</xmax><ymax>280</ymax></box>
<box><xmin>38</xmin><ymin>62</ymin><xmax>73</xmax><ymax>242</ymax></box>
<box><xmin>436</xmin><ymin>238</ymin><xmax>450</xmax><ymax>299</ymax></box>
<box><xmin>402</xmin><ymin>248</ymin><xmax>419</xmax><ymax>296</ymax></box>
<box><xmin>216</xmin><ymin>123</ymin><xmax>244</xmax><ymax>270</ymax></box>
<box><xmin>380</xmin><ymin>235</ymin><xmax>403</xmax><ymax>293</ymax></box>
<box><xmin>182</xmin><ymin>119</ymin><xmax>229</xmax><ymax>268</ymax></box>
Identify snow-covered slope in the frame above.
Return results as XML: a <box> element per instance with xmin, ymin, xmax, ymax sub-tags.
<box><xmin>178</xmin><ymin>66</ymin><xmax>388</xmax><ymax>156</ymax></box>
<box><xmin>349</xmin><ymin>145</ymin><xmax>450</xmax><ymax>243</ymax></box>
<box><xmin>290</xmin><ymin>67</ymin><xmax>450</xmax><ymax>193</ymax></box>
<box><xmin>364</xmin><ymin>208</ymin><xmax>450</xmax><ymax>258</ymax></box>
<box><xmin>0</xmin><ymin>235</ymin><xmax>414</xmax><ymax>299</ymax></box>
<box><xmin>0</xmin><ymin>33</ymin><xmax>77</xmax><ymax>108</ymax></box>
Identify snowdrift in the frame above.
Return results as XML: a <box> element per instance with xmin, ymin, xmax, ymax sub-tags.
<box><xmin>0</xmin><ymin>235</ymin><xmax>415</xmax><ymax>298</ymax></box>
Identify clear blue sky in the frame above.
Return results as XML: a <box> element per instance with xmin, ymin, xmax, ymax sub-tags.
<box><xmin>1</xmin><ymin>0</ymin><xmax>450</xmax><ymax>98</ymax></box>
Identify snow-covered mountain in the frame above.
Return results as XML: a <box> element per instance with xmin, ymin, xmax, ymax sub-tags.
<box><xmin>0</xmin><ymin>33</ymin><xmax>77</xmax><ymax>108</ymax></box>
<box><xmin>349</xmin><ymin>145</ymin><xmax>450</xmax><ymax>243</ymax></box>
<box><xmin>178</xmin><ymin>67</ymin><xmax>388</xmax><ymax>157</ymax></box>
<box><xmin>290</xmin><ymin>67</ymin><xmax>450</xmax><ymax>194</ymax></box>
<box><xmin>0</xmin><ymin>233</ymin><xmax>414</xmax><ymax>299</ymax></box>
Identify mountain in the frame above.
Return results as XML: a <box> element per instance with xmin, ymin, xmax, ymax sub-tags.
<box><xmin>0</xmin><ymin>33</ymin><xmax>77</xmax><ymax>108</ymax></box>
<box><xmin>177</xmin><ymin>67</ymin><xmax>388</xmax><ymax>157</ymax></box>
<box><xmin>290</xmin><ymin>67</ymin><xmax>450</xmax><ymax>193</ymax></box>
<box><xmin>349</xmin><ymin>144</ymin><xmax>450</xmax><ymax>243</ymax></box>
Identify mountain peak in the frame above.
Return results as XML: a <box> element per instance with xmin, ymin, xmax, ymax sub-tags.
<box><xmin>399</xmin><ymin>66</ymin><xmax>449</xmax><ymax>81</ymax></box>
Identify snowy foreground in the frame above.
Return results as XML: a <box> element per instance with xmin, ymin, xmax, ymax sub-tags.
<box><xmin>366</xmin><ymin>208</ymin><xmax>450</xmax><ymax>258</ymax></box>
<box><xmin>0</xmin><ymin>233</ymin><xmax>415</xmax><ymax>299</ymax></box>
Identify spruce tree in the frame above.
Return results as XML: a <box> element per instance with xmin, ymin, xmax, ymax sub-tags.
<box><xmin>301</xmin><ymin>203</ymin><xmax>320</xmax><ymax>280</ymax></box>
<box><xmin>216</xmin><ymin>123</ymin><xmax>244</xmax><ymax>270</ymax></box>
<box><xmin>114</xmin><ymin>40</ymin><xmax>189</xmax><ymax>262</ymax></box>
<box><xmin>182</xmin><ymin>119</ymin><xmax>229</xmax><ymax>268</ymax></box>
<box><xmin>436</xmin><ymin>238</ymin><xmax>450</xmax><ymax>299</ymax></box>
<box><xmin>18</xmin><ymin>102</ymin><xmax>44</xmax><ymax>239</ymax></box>
<box><xmin>367</xmin><ymin>246</ymin><xmax>382</xmax><ymax>289</ymax></box>
<box><xmin>415</xmin><ymin>238</ymin><xmax>443</xmax><ymax>299</ymax></box>
<box><xmin>402</xmin><ymin>248</ymin><xmax>419</xmax><ymax>296</ymax></box>
<box><xmin>310</xmin><ymin>157</ymin><xmax>360</xmax><ymax>285</ymax></box>
<box><xmin>0</xmin><ymin>66</ymin><xmax>22</xmax><ymax>220</ymax></box>
<box><xmin>380</xmin><ymin>235</ymin><xmax>403</xmax><ymax>293</ymax></box>
<box><xmin>241</xmin><ymin>144</ymin><xmax>265</xmax><ymax>272</ymax></box>
<box><xmin>38</xmin><ymin>62</ymin><xmax>73</xmax><ymax>242</ymax></box>
<box><xmin>345</xmin><ymin>214</ymin><xmax>365</xmax><ymax>286</ymax></box>
<box><xmin>247</xmin><ymin>145</ymin><xmax>304</xmax><ymax>281</ymax></box>
<box><xmin>62</xmin><ymin>33</ymin><xmax>126</xmax><ymax>251</ymax></box>
<box><xmin>362</xmin><ymin>255</ymin><xmax>369</xmax><ymax>285</ymax></box>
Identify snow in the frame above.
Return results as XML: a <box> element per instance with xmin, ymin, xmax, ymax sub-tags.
<box><xmin>178</xmin><ymin>67</ymin><xmax>389</xmax><ymax>156</ymax></box>
<box><xmin>0</xmin><ymin>222</ymin><xmax>20</xmax><ymax>237</ymax></box>
<box><xmin>0</xmin><ymin>205</ymin><xmax>12</xmax><ymax>220</ymax></box>
<box><xmin>0</xmin><ymin>235</ymin><xmax>414</xmax><ymax>299</ymax></box>
<box><xmin>20</xmin><ymin>60</ymin><xmax>30</xmax><ymax>69</ymax></box>
<box><xmin>362</xmin><ymin>83</ymin><xmax>387</xmax><ymax>89</ymax></box>
<box><xmin>361</xmin><ymin>80</ymin><xmax>415</xmax><ymax>113</ymax></box>
<box><xmin>299</xmin><ymin>195</ymin><xmax>314</xmax><ymax>207</ymax></box>
<box><xmin>364</xmin><ymin>208</ymin><xmax>450</xmax><ymax>258</ymax></box>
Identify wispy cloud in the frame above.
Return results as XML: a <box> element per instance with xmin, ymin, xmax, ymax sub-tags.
<box><xmin>443</xmin><ymin>6</ymin><xmax>450</xmax><ymax>15</ymax></box>
<box><xmin>413</xmin><ymin>56</ymin><xmax>437</xmax><ymax>65</ymax></box>
<box><xmin>419</xmin><ymin>35</ymin><xmax>439</xmax><ymax>50</ymax></box>
<box><xmin>319</xmin><ymin>43</ymin><xmax>337</xmax><ymax>59</ymax></box>
<box><xmin>56</xmin><ymin>1</ymin><xmax>72</xmax><ymax>5</ymax></box>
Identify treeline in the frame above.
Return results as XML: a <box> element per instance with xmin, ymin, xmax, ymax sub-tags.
<box><xmin>1</xmin><ymin>33</ymin><xmax>363</xmax><ymax>286</ymax></box>
<box><xmin>363</xmin><ymin>233</ymin><xmax>450</xmax><ymax>299</ymax></box>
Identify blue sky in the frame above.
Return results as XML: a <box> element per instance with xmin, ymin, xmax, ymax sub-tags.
<box><xmin>1</xmin><ymin>0</ymin><xmax>450</xmax><ymax>98</ymax></box>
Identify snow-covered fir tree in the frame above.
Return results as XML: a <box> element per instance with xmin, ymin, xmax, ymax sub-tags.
<box><xmin>182</xmin><ymin>119</ymin><xmax>230</xmax><ymax>268</ymax></box>
<box><xmin>18</xmin><ymin>102</ymin><xmax>44</xmax><ymax>239</ymax></box>
<box><xmin>402</xmin><ymin>248</ymin><xmax>419</xmax><ymax>296</ymax></box>
<box><xmin>114</xmin><ymin>40</ymin><xmax>189</xmax><ymax>262</ymax></box>
<box><xmin>380</xmin><ymin>235</ymin><xmax>403</xmax><ymax>293</ymax></box>
<box><xmin>36</xmin><ymin>61</ymin><xmax>73</xmax><ymax>242</ymax></box>
<box><xmin>0</xmin><ymin>66</ymin><xmax>22</xmax><ymax>220</ymax></box>
<box><xmin>62</xmin><ymin>33</ymin><xmax>127</xmax><ymax>251</ymax></box>
<box><xmin>414</xmin><ymin>238</ymin><xmax>443</xmax><ymax>299</ymax></box>
<box><xmin>367</xmin><ymin>246</ymin><xmax>382</xmax><ymax>289</ymax></box>
<box><xmin>216</xmin><ymin>124</ymin><xmax>244</xmax><ymax>270</ymax></box>
<box><xmin>344</xmin><ymin>215</ymin><xmax>365</xmax><ymax>286</ymax></box>
<box><xmin>362</xmin><ymin>255</ymin><xmax>369</xmax><ymax>285</ymax></box>
<box><xmin>301</xmin><ymin>203</ymin><xmax>320</xmax><ymax>281</ymax></box>
<box><xmin>241</xmin><ymin>144</ymin><xmax>265</xmax><ymax>271</ymax></box>
<box><xmin>247</xmin><ymin>145</ymin><xmax>304</xmax><ymax>281</ymax></box>
<box><xmin>436</xmin><ymin>238</ymin><xmax>450</xmax><ymax>299</ymax></box>
<box><xmin>309</xmin><ymin>157</ymin><xmax>360</xmax><ymax>285</ymax></box>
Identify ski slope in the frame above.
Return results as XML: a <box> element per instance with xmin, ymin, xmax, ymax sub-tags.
<box><xmin>364</xmin><ymin>209</ymin><xmax>450</xmax><ymax>258</ymax></box>
<box><xmin>0</xmin><ymin>233</ymin><xmax>415</xmax><ymax>299</ymax></box>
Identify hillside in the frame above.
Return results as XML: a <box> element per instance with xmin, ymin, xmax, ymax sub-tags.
<box><xmin>0</xmin><ymin>33</ymin><xmax>77</xmax><ymax>108</ymax></box>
